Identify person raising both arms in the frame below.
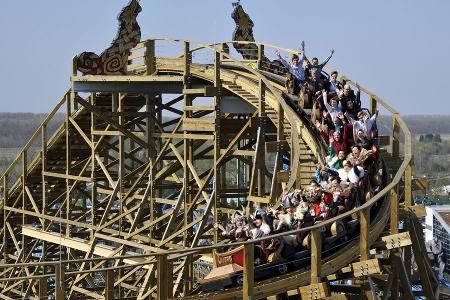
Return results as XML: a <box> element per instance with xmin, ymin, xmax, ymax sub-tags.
<box><xmin>276</xmin><ymin>40</ymin><xmax>306</xmax><ymax>95</ymax></box>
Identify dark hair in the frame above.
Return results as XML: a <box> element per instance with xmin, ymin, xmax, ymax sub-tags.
<box><xmin>331</xmin><ymin>71</ymin><xmax>338</xmax><ymax>76</ymax></box>
<box><xmin>309</xmin><ymin>179</ymin><xmax>319</xmax><ymax>186</ymax></box>
<box><xmin>352</xmin><ymin>144</ymin><xmax>362</xmax><ymax>151</ymax></box>
<box><xmin>330</xmin><ymin>176</ymin><xmax>341</xmax><ymax>183</ymax></box>
<box><xmin>292</xmin><ymin>54</ymin><xmax>299</xmax><ymax>61</ymax></box>
<box><xmin>312</xmin><ymin>57</ymin><xmax>318</xmax><ymax>61</ymax></box>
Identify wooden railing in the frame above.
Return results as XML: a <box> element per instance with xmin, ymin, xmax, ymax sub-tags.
<box><xmin>0</xmin><ymin>38</ymin><xmax>412</xmax><ymax>300</ymax></box>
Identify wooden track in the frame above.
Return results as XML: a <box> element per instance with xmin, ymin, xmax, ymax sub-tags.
<box><xmin>0</xmin><ymin>38</ymin><xmax>437</xmax><ymax>300</ymax></box>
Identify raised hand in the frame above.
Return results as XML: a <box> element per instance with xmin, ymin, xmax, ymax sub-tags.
<box><xmin>331</xmin><ymin>49</ymin><xmax>335</xmax><ymax>55</ymax></box>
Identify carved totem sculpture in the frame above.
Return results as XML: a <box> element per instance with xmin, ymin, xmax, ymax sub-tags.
<box><xmin>231</xmin><ymin>2</ymin><xmax>287</xmax><ymax>75</ymax></box>
<box><xmin>231</xmin><ymin>2</ymin><xmax>258</xmax><ymax>60</ymax></box>
<box><xmin>77</xmin><ymin>0</ymin><xmax>142</xmax><ymax>75</ymax></box>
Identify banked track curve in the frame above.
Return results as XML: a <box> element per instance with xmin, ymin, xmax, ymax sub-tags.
<box><xmin>0</xmin><ymin>38</ymin><xmax>416</xmax><ymax>300</ymax></box>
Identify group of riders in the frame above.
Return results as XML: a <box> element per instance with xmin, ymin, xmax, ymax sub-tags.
<box><xmin>213</xmin><ymin>41</ymin><xmax>382</xmax><ymax>264</ymax></box>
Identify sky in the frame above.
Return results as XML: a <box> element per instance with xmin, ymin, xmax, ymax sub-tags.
<box><xmin>0</xmin><ymin>0</ymin><xmax>449</xmax><ymax>115</ymax></box>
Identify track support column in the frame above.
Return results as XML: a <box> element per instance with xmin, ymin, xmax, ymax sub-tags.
<box><xmin>243</xmin><ymin>243</ymin><xmax>254</xmax><ymax>299</ymax></box>
<box><xmin>311</xmin><ymin>228</ymin><xmax>322</xmax><ymax>283</ymax></box>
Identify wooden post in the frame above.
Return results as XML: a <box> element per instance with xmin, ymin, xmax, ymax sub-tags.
<box><xmin>370</xmin><ymin>97</ymin><xmax>377</xmax><ymax>116</ymax></box>
<box><xmin>168</xmin><ymin>259</ymin><xmax>174</xmax><ymax>298</ymax></box>
<box><xmin>390</xmin><ymin>185</ymin><xmax>399</xmax><ymax>298</ymax></box>
<box><xmin>390</xmin><ymin>186</ymin><xmax>399</xmax><ymax>234</ymax></box>
<box><xmin>72</xmin><ymin>55</ymin><xmax>77</xmax><ymax>76</ymax></box>
<box><xmin>157</xmin><ymin>254</ymin><xmax>169</xmax><ymax>300</ymax></box>
<box><xmin>257</xmin><ymin>79</ymin><xmax>266</xmax><ymax>197</ymax></box>
<box><xmin>404</xmin><ymin>160</ymin><xmax>413</xmax><ymax>207</ymax></box>
<box><xmin>213</xmin><ymin>49</ymin><xmax>221</xmax><ymax>244</ymax></box>
<box><xmin>221</xmin><ymin>43</ymin><xmax>230</xmax><ymax>60</ymax></box>
<box><xmin>277</xmin><ymin>102</ymin><xmax>285</xmax><ymax>141</ymax></box>
<box><xmin>39</xmin><ymin>276</ymin><xmax>48</xmax><ymax>299</ymax></box>
<box><xmin>182</xmin><ymin>41</ymin><xmax>194</xmax><ymax>294</ymax></box>
<box><xmin>55</xmin><ymin>263</ymin><xmax>65</xmax><ymax>300</ymax></box>
<box><xmin>360</xmin><ymin>207</ymin><xmax>370</xmax><ymax>260</ymax></box>
<box><xmin>105</xmin><ymin>269</ymin><xmax>115</xmax><ymax>300</ymax></box>
<box><xmin>145</xmin><ymin>39</ymin><xmax>156</xmax><ymax>75</ymax></box>
<box><xmin>2</xmin><ymin>175</ymin><xmax>7</xmax><ymax>261</ymax></box>
<box><xmin>66</xmin><ymin>93</ymin><xmax>72</xmax><ymax>238</ymax></box>
<box><xmin>392</xmin><ymin>114</ymin><xmax>400</xmax><ymax>157</ymax></box>
<box><xmin>90</xmin><ymin>93</ymin><xmax>97</xmax><ymax>237</ymax></box>
<box><xmin>360</xmin><ymin>207</ymin><xmax>373</xmax><ymax>299</ymax></box>
<box><xmin>22</xmin><ymin>150</ymin><xmax>27</xmax><ymax>265</ymax></box>
<box><xmin>311</xmin><ymin>228</ymin><xmax>322</xmax><ymax>284</ymax></box>
<box><xmin>243</xmin><ymin>243</ymin><xmax>254</xmax><ymax>299</ymax></box>
<box><xmin>257</xmin><ymin>44</ymin><xmax>264</xmax><ymax>69</ymax></box>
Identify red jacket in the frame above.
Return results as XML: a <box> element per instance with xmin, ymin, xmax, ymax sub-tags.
<box><xmin>330</xmin><ymin>124</ymin><xmax>351</xmax><ymax>155</ymax></box>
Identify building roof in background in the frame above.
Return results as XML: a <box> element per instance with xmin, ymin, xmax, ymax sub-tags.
<box><xmin>439</xmin><ymin>211</ymin><xmax>450</xmax><ymax>227</ymax></box>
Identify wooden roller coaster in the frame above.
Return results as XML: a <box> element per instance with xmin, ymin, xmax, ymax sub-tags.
<box><xmin>0</xmin><ymin>1</ymin><xmax>441</xmax><ymax>299</ymax></box>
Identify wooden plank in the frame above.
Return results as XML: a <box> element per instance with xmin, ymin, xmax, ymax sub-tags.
<box><xmin>352</xmin><ymin>259</ymin><xmax>381</xmax><ymax>277</ymax></box>
<box><xmin>219</xmin><ymin>149</ymin><xmax>255</xmax><ymax>156</ymax></box>
<box><xmin>247</xmin><ymin>195</ymin><xmax>270</xmax><ymax>204</ymax></box>
<box><xmin>182</xmin><ymin>86</ymin><xmax>220</xmax><ymax>96</ymax></box>
<box><xmin>43</xmin><ymin>171</ymin><xmax>92</xmax><ymax>183</ymax></box>
<box><xmin>183</xmin><ymin>117</ymin><xmax>215</xmax><ymax>132</ymax></box>
<box><xmin>152</xmin><ymin>133</ymin><xmax>214</xmax><ymax>140</ymax></box>
<box><xmin>404</xmin><ymin>204</ymin><xmax>426</xmax><ymax>218</ymax></box>
<box><xmin>299</xmin><ymin>282</ymin><xmax>330</xmax><ymax>300</ymax></box>
<box><xmin>381</xmin><ymin>232</ymin><xmax>412</xmax><ymax>249</ymax></box>
<box><xmin>184</xmin><ymin>105</ymin><xmax>215</xmax><ymax>111</ymax></box>
<box><xmin>72</xmin><ymin>75</ymin><xmax>183</xmax><ymax>82</ymax></box>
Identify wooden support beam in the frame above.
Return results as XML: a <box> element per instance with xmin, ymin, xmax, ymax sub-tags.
<box><xmin>370</xmin><ymin>97</ymin><xmax>377</xmax><ymax>115</ymax></box>
<box><xmin>299</xmin><ymin>283</ymin><xmax>330</xmax><ymax>300</ymax></box>
<box><xmin>157</xmin><ymin>255</ymin><xmax>168</xmax><ymax>300</ymax></box>
<box><xmin>310</xmin><ymin>228</ymin><xmax>322</xmax><ymax>284</ymax></box>
<box><xmin>55</xmin><ymin>264</ymin><xmax>64</xmax><ymax>300</ymax></box>
<box><xmin>145</xmin><ymin>39</ymin><xmax>156</xmax><ymax>75</ymax></box>
<box><xmin>352</xmin><ymin>259</ymin><xmax>381</xmax><ymax>277</ymax></box>
<box><xmin>390</xmin><ymin>186</ymin><xmax>399</xmax><ymax>234</ymax></box>
<box><xmin>381</xmin><ymin>232</ymin><xmax>412</xmax><ymax>249</ymax></box>
<box><xmin>39</xmin><ymin>277</ymin><xmax>48</xmax><ymax>300</ymax></box>
<box><xmin>392</xmin><ymin>114</ymin><xmax>400</xmax><ymax>157</ymax></box>
<box><xmin>360</xmin><ymin>207</ymin><xmax>370</xmax><ymax>260</ymax></box>
<box><xmin>243</xmin><ymin>243</ymin><xmax>254</xmax><ymax>299</ymax></box>
<box><xmin>408</xmin><ymin>213</ymin><xmax>436</xmax><ymax>299</ymax></box>
<box><xmin>404</xmin><ymin>161</ymin><xmax>413</xmax><ymax>206</ymax></box>
<box><xmin>105</xmin><ymin>269</ymin><xmax>115</xmax><ymax>300</ymax></box>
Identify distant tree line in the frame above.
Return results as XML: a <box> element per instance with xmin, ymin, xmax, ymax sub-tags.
<box><xmin>419</xmin><ymin>134</ymin><xmax>442</xmax><ymax>143</ymax></box>
<box><xmin>0</xmin><ymin>113</ymin><xmax>64</xmax><ymax>148</ymax></box>
<box><xmin>377</xmin><ymin>115</ymin><xmax>450</xmax><ymax>136</ymax></box>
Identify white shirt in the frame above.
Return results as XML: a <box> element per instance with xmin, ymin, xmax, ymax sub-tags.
<box><xmin>278</xmin><ymin>53</ymin><xmax>306</xmax><ymax>82</ymax></box>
